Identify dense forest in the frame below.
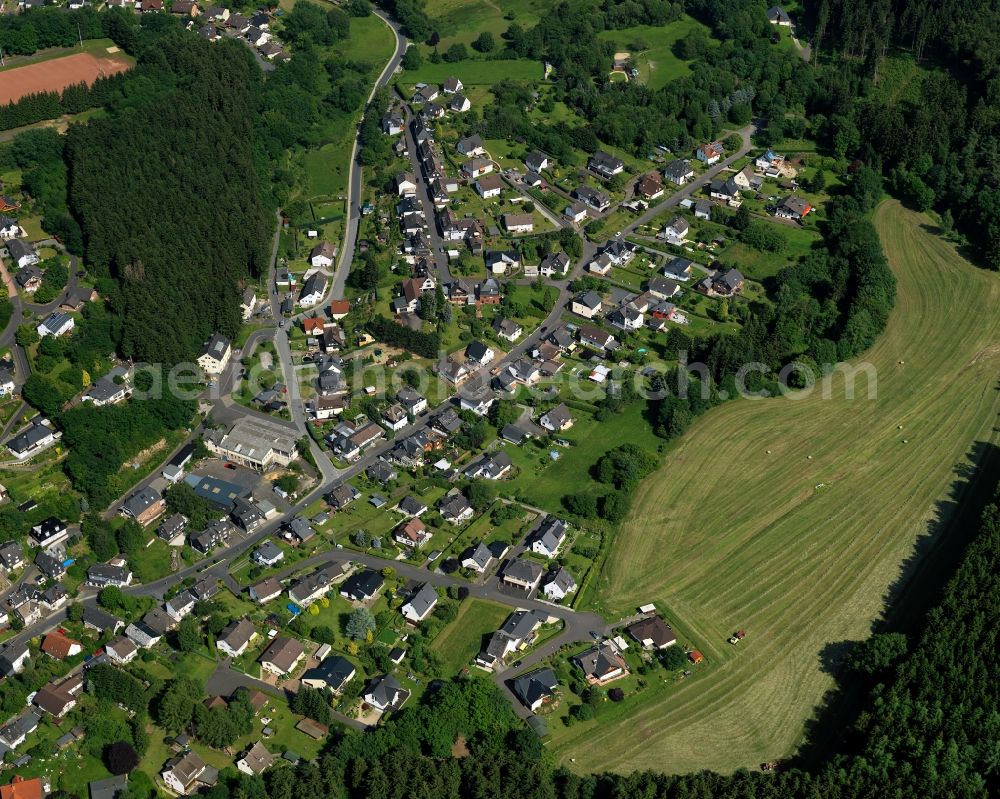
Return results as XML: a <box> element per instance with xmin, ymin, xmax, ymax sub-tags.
<box><xmin>65</xmin><ymin>33</ymin><xmax>272</xmax><ymax>364</ymax></box>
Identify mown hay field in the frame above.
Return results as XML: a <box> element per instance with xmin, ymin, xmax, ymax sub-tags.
<box><xmin>556</xmin><ymin>201</ymin><xmax>1000</xmax><ymax>773</ymax></box>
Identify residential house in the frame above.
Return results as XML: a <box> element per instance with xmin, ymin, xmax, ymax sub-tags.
<box><xmin>637</xmin><ymin>171</ymin><xmax>664</xmax><ymax>199</ymax></box>
<box><xmin>197</xmin><ymin>332</ymin><xmax>231</xmax><ymax>374</ymax></box>
<box><xmin>449</xmin><ymin>94</ymin><xmax>471</xmax><ymax>112</ymax></box>
<box><xmin>694</xmin><ymin>199</ymin><xmax>712</xmax><ymax>220</ymax></box>
<box><xmin>575</xmin><ymin>185</ymin><xmax>611</xmax><ymax>213</ymax></box>
<box><xmin>394</xmin><ymin>517</ymin><xmax>432</xmax><ymax>550</ymax></box>
<box><xmin>540</xmin><ymin>251</ymin><xmax>570</xmax><ymax>277</ymax></box>
<box><xmin>217</xmin><ymin>619</ymin><xmax>258</xmax><ymax>658</ymax></box>
<box><xmin>340</xmin><ymin>569</ymin><xmax>385</xmax><ymax>602</ymax></box>
<box><xmin>608</xmin><ymin>303</ymin><xmax>645</xmax><ymax>332</ymax></box>
<box><xmin>502</xmin><ymin>558</ymin><xmax>545</xmax><ymax>592</ymax></box>
<box><xmin>106</xmin><ymin>636</ymin><xmax>138</xmax><ymax>665</ymax></box>
<box><xmin>82</xmin><ymin>606</ymin><xmax>123</xmax><ymax>636</ymax></box>
<box><xmin>397</xmin><ymin>494</ymin><xmax>427</xmax><ymax>517</ymax></box>
<box><xmin>34</xmin><ymin>683</ymin><xmax>76</xmax><ymax>717</ymax></box>
<box><xmin>539</xmin><ymin>402</ymin><xmax>573</xmax><ymax>432</ymax></box>
<box><xmin>0</xmin><ymin>541</ymin><xmax>23</xmax><ymax>572</ymax></box>
<box><xmin>542</xmin><ymin>566</ymin><xmax>577</xmax><ymax>601</ymax></box>
<box><xmin>571</xmin><ymin>290</ymin><xmax>603</xmax><ymax>319</ymax></box>
<box><xmin>41</xmin><ymin>633</ymin><xmax>82</xmax><ymax>660</ymax></box>
<box><xmin>86</xmin><ymin>563</ymin><xmax>132</xmax><ymax>588</ymax></box>
<box><xmin>775</xmin><ymin>195</ymin><xmax>813</xmax><ymax>220</ymax></box>
<box><xmin>34</xmin><ymin>550</ymin><xmax>65</xmax><ymax>579</ymax></box>
<box><xmin>6</xmin><ymin>239</ymin><xmax>38</xmax><ymax>269</ymax></box>
<box><xmin>231</xmin><ymin>497</ymin><xmax>265</xmax><ymax>533</ymax></box>
<box><xmin>458</xmin><ymin>385</ymin><xmax>495</xmax><ymax>415</ymax></box>
<box><xmin>288</xmin><ymin>566</ymin><xmax>336</xmax><ymax>607</ymax></box>
<box><xmin>364</xmin><ymin>674</ymin><xmax>407</xmax><ymax>713</ymax></box>
<box><xmin>284</xmin><ymin>517</ymin><xmax>315</xmax><ymax>545</ymax></box>
<box><xmin>0</xmin><ymin>217</ymin><xmax>21</xmax><ymax>240</ymax></box>
<box><xmin>493</xmin><ymin>317</ymin><xmax>522</xmax><ymax>342</ymax></box>
<box><xmin>190</xmin><ymin>520</ymin><xmax>232</xmax><ymax>554</ymax></box>
<box><xmin>478</xmin><ymin>609</ymin><xmax>546</xmax><ymax>667</ymax></box>
<box><xmin>641</xmin><ymin>279</ymin><xmax>681</xmax><ymax>305</ymax></box>
<box><xmin>259</xmin><ymin>636</ymin><xmax>305</xmax><ymax>677</ymax></box>
<box><xmin>465</xmin><ymin>340</ymin><xmax>495</xmax><ymax>368</ymax></box>
<box><xmin>531</xmin><ymin>516</ymin><xmax>568</xmax><ymax>558</ymax></box>
<box><xmin>171</xmin><ymin>0</ymin><xmax>200</xmax><ymax>16</ymax></box>
<box><xmin>36</xmin><ymin>311</ymin><xmax>74</xmax><ymax>338</ymax></box>
<box><xmin>442</xmin><ymin>76</ymin><xmax>463</xmax><ymax>94</ymax></box>
<box><xmin>401</xmin><ymin>583</ymin><xmax>438</xmax><ymax>623</ymax></box>
<box><xmin>29</xmin><ymin>516</ymin><xmax>67</xmax><ymax>548</ymax></box>
<box><xmin>713</xmin><ymin>268</ymin><xmax>745</xmax><ymax>296</ymax></box>
<box><xmin>124</xmin><ymin>621</ymin><xmax>162</xmax><ymax>649</ymax></box>
<box><xmin>709</xmin><ymin>177</ymin><xmax>741</xmax><ymax>203</ymax></box>
<box><xmin>696</xmin><ymin>141</ymin><xmax>724</xmax><ymax>165</ymax></box>
<box><xmin>564</xmin><ymin>202</ymin><xmax>589</xmax><ymax>223</ymax></box>
<box><xmin>237</xmin><ymin>742</ymin><xmax>274</xmax><ymax>777</ymax></box>
<box><xmin>662</xmin><ymin>215</ymin><xmax>690</xmax><ymax>245</ymax></box>
<box><xmin>381</xmin><ymin>403</ymin><xmax>408</xmax><ymax>432</ymax></box>
<box><xmin>83</xmin><ymin>368</ymin><xmax>130</xmax><ymax>407</ymax></box>
<box><xmin>524</xmin><ymin>151</ymin><xmax>549</xmax><ymax>173</ymax></box>
<box><xmin>574</xmin><ymin>642</ymin><xmax>629</xmax><ymax>684</ymax></box>
<box><xmin>767</xmin><ymin>5</ymin><xmax>792</xmax><ymax>25</ymax></box>
<box><xmin>578</xmin><ymin>325</ymin><xmax>617</xmax><ymax>353</ymax></box>
<box><xmin>396</xmin><ymin>387</ymin><xmax>427</xmax><ymax>415</ymax></box>
<box><xmin>461</xmin><ymin>542</ymin><xmax>494</xmax><ymax>573</ymax></box>
<box><xmin>165</xmin><ymin>590</ymin><xmax>196</xmax><ymax>621</ymax></box>
<box><xmin>301</xmin><ymin>655</ymin><xmax>356</xmax><ymax>693</ymax></box>
<box><xmin>589</xmin><ymin>150</ymin><xmax>625</xmax><ymax>178</ymax></box>
<box><xmin>161</xmin><ymin>752</ymin><xmax>213</xmax><ymax>795</ymax></box>
<box><xmin>755</xmin><ymin>149</ymin><xmax>785</xmax><ymax>171</ymax></box>
<box><xmin>463</xmin><ymin>157</ymin><xmax>494</xmax><ymax>179</ymax></box>
<box><xmin>465</xmin><ymin>451</ymin><xmax>513</xmax><ymax>480</ymax></box>
<box><xmin>438</xmin><ymin>492</ymin><xmax>474</xmax><ymax>524</ymax></box>
<box><xmin>485</xmin><ymin>250</ymin><xmax>519</xmax><ymax>274</ymax></box>
<box><xmin>395</xmin><ymin>172</ymin><xmax>417</xmax><ymax>196</ymax></box>
<box><xmin>14</xmin><ymin>265</ymin><xmax>41</xmax><ymax>293</ymax></box>
<box><xmin>511</xmin><ymin>668</ymin><xmax>558</xmax><ymax>711</ymax></box>
<box><xmin>298</xmin><ymin>272</ymin><xmax>327</xmax><ymax>306</ymax></box>
<box><xmin>249</xmin><ymin>577</ymin><xmax>283</xmax><ymax>604</ymax></box>
<box><xmin>0</xmin><ymin>364</ymin><xmax>14</xmax><ymax>397</ymax></box>
<box><xmin>253</xmin><ymin>541</ymin><xmax>284</xmax><ymax>568</ymax></box>
<box><xmin>664</xmin><ymin>159</ymin><xmax>694</xmax><ymax>185</ymax></box>
<box><xmin>664</xmin><ymin>256</ymin><xmax>695</xmax><ymax>280</ymax></box>
<box><xmin>732</xmin><ymin>165</ymin><xmax>755</xmax><ymax>191</ymax></box>
<box><xmin>503</xmin><ymin>213</ymin><xmax>534</xmax><ymax>234</ymax></box>
<box><xmin>627</xmin><ymin>615</ymin><xmax>677</xmax><ymax>649</ymax></box>
<box><xmin>413</xmin><ymin>84</ymin><xmax>439</xmax><ymax>104</ymax></box>
<box><xmin>309</xmin><ymin>241</ymin><xmax>337</xmax><ymax>268</ymax></box>
<box><xmin>120</xmin><ymin>486</ymin><xmax>165</xmax><ymax>526</ymax></box>
<box><xmin>366</xmin><ymin>460</ymin><xmax>399</xmax><ymax>485</ymax></box>
<box><xmin>326</xmin><ymin>482</ymin><xmax>361</xmax><ymax>511</ymax></box>
<box><xmin>456</xmin><ymin>134</ymin><xmax>485</xmax><ymax>156</ymax></box>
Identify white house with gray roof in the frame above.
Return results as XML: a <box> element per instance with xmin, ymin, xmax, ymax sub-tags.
<box><xmin>401</xmin><ymin>583</ymin><xmax>438</xmax><ymax>623</ymax></box>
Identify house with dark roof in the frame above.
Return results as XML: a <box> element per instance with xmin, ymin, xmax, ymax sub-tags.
<box><xmin>542</xmin><ymin>566</ymin><xmax>577</xmax><ymax>601</ymax></box>
<box><xmin>511</xmin><ymin>668</ymin><xmax>558</xmax><ymax>711</ymax></box>
<box><xmin>86</xmin><ymin>563</ymin><xmax>132</xmax><ymax>588</ymax></box>
<box><xmin>627</xmin><ymin>615</ymin><xmax>678</xmax><ymax>649</ymax></box>
<box><xmin>664</xmin><ymin>158</ymin><xmax>694</xmax><ymax>185</ymax></box>
<box><xmin>364</xmin><ymin>674</ymin><xmax>408</xmax><ymax>713</ymax></box>
<box><xmin>573</xmin><ymin>642</ymin><xmax>629</xmax><ymax>684</ymax></box>
<box><xmin>300</xmin><ymin>655</ymin><xmax>356</xmax><ymax>693</ymax></box>
<box><xmin>217</xmin><ymin>619</ymin><xmax>258</xmax><ymax>658</ymax></box>
<box><xmin>438</xmin><ymin>492</ymin><xmax>473</xmax><ymax>524</ymax></box>
<box><xmin>259</xmin><ymin>636</ymin><xmax>304</xmax><ymax>676</ymax></box>
<box><xmin>589</xmin><ymin>150</ymin><xmax>625</xmax><ymax>178</ymax></box>
<box><xmin>340</xmin><ymin>569</ymin><xmax>384</xmax><ymax>602</ymax></box>
<box><xmin>401</xmin><ymin>583</ymin><xmax>438</xmax><ymax>622</ymax></box>
<box><xmin>120</xmin><ymin>486</ymin><xmax>165</xmax><ymax>526</ymax></box>
<box><xmin>531</xmin><ymin>516</ymin><xmax>568</xmax><ymax>558</ymax></box>
<box><xmin>502</xmin><ymin>558</ymin><xmax>545</xmax><ymax>592</ymax></box>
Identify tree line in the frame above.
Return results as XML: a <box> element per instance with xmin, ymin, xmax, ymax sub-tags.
<box><xmin>0</xmin><ymin>74</ymin><xmax>127</xmax><ymax>133</ymax></box>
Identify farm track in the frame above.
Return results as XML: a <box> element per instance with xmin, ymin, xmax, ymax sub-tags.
<box><xmin>554</xmin><ymin>201</ymin><xmax>1000</xmax><ymax>773</ymax></box>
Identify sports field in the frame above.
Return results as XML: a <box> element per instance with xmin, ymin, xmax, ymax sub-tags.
<box><xmin>0</xmin><ymin>49</ymin><xmax>132</xmax><ymax>105</ymax></box>
<box><xmin>555</xmin><ymin>202</ymin><xmax>1000</xmax><ymax>773</ymax></box>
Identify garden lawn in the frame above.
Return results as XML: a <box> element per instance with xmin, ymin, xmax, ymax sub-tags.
<box><xmin>429</xmin><ymin>598</ymin><xmax>510</xmax><ymax>674</ymax></box>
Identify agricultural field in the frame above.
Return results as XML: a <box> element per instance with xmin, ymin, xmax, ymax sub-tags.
<box><xmin>555</xmin><ymin>202</ymin><xmax>1000</xmax><ymax>773</ymax></box>
<box><xmin>0</xmin><ymin>41</ymin><xmax>133</xmax><ymax>105</ymax></box>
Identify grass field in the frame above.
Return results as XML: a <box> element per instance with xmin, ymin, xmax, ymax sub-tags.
<box><xmin>401</xmin><ymin>58</ymin><xmax>543</xmax><ymax>88</ymax></box>
<box><xmin>425</xmin><ymin>0</ymin><xmax>544</xmax><ymax>47</ymax></box>
<box><xmin>555</xmin><ymin>201</ymin><xmax>1000</xmax><ymax>773</ymax></box>
<box><xmin>429</xmin><ymin>598</ymin><xmax>510</xmax><ymax>673</ymax></box>
<box><xmin>597</xmin><ymin>17</ymin><xmax>715</xmax><ymax>89</ymax></box>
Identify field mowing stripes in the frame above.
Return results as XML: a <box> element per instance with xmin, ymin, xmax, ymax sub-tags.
<box><xmin>554</xmin><ymin>201</ymin><xmax>1000</xmax><ymax>774</ymax></box>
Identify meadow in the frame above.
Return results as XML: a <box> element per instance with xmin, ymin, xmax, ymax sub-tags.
<box><xmin>554</xmin><ymin>201</ymin><xmax>1000</xmax><ymax>773</ymax></box>
<box><xmin>429</xmin><ymin>598</ymin><xmax>510</xmax><ymax>673</ymax></box>
<box><xmin>596</xmin><ymin>16</ymin><xmax>716</xmax><ymax>89</ymax></box>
